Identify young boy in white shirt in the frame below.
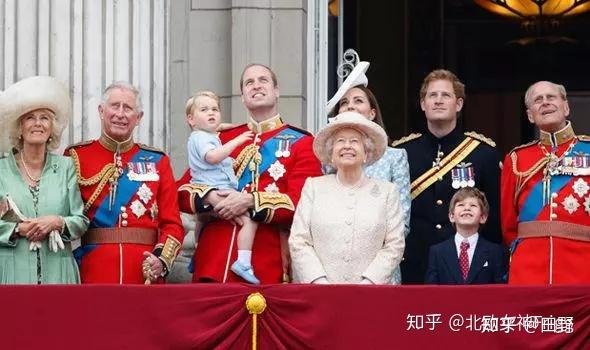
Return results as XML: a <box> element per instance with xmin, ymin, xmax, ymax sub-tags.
<box><xmin>425</xmin><ymin>187</ymin><xmax>506</xmax><ymax>284</ymax></box>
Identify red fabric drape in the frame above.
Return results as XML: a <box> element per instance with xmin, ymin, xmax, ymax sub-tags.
<box><xmin>2</xmin><ymin>284</ymin><xmax>589</xmax><ymax>349</ymax></box>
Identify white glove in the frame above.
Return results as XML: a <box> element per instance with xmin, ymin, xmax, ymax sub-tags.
<box><xmin>48</xmin><ymin>230</ymin><xmax>65</xmax><ymax>252</ymax></box>
<box><xmin>29</xmin><ymin>241</ymin><xmax>42</xmax><ymax>251</ymax></box>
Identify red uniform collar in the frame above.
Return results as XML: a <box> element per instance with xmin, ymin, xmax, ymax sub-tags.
<box><xmin>539</xmin><ymin>122</ymin><xmax>575</xmax><ymax>147</ymax></box>
<box><xmin>99</xmin><ymin>133</ymin><xmax>135</xmax><ymax>153</ymax></box>
<box><xmin>247</xmin><ymin>114</ymin><xmax>283</xmax><ymax>134</ymax></box>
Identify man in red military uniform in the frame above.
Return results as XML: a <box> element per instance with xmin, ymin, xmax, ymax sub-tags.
<box><xmin>501</xmin><ymin>80</ymin><xmax>590</xmax><ymax>284</ymax></box>
<box><xmin>177</xmin><ymin>63</ymin><xmax>322</xmax><ymax>283</ymax></box>
<box><xmin>66</xmin><ymin>82</ymin><xmax>184</xmax><ymax>284</ymax></box>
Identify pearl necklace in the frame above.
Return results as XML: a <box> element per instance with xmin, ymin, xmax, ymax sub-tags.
<box><xmin>20</xmin><ymin>151</ymin><xmax>42</xmax><ymax>183</ymax></box>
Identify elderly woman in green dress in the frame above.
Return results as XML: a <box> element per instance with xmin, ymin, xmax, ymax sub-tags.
<box><xmin>0</xmin><ymin>76</ymin><xmax>89</xmax><ymax>284</ymax></box>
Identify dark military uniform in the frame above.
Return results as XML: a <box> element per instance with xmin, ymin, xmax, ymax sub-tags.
<box><xmin>393</xmin><ymin>127</ymin><xmax>501</xmax><ymax>284</ymax></box>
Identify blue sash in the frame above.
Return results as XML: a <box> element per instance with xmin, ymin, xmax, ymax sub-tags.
<box><xmin>519</xmin><ymin>142</ymin><xmax>590</xmax><ymax>222</ymax></box>
<box><xmin>90</xmin><ymin>149</ymin><xmax>163</xmax><ymax>227</ymax></box>
<box><xmin>77</xmin><ymin>148</ymin><xmax>163</xmax><ymax>262</ymax></box>
<box><xmin>238</xmin><ymin>128</ymin><xmax>305</xmax><ymax>190</ymax></box>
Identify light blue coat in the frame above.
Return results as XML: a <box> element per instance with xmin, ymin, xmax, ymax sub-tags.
<box><xmin>364</xmin><ymin>147</ymin><xmax>411</xmax><ymax>284</ymax></box>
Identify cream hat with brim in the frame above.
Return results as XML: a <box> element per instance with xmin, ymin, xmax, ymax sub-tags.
<box><xmin>0</xmin><ymin>76</ymin><xmax>71</xmax><ymax>153</ymax></box>
<box><xmin>313</xmin><ymin>111</ymin><xmax>387</xmax><ymax>166</ymax></box>
<box><xmin>326</xmin><ymin>61</ymin><xmax>370</xmax><ymax>112</ymax></box>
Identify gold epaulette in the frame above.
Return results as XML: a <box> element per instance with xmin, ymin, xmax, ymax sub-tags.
<box><xmin>509</xmin><ymin>140</ymin><xmax>539</xmax><ymax>154</ymax></box>
<box><xmin>578</xmin><ymin>135</ymin><xmax>590</xmax><ymax>142</ymax></box>
<box><xmin>138</xmin><ymin>143</ymin><xmax>166</xmax><ymax>155</ymax></box>
<box><xmin>65</xmin><ymin>139</ymin><xmax>93</xmax><ymax>152</ymax></box>
<box><xmin>391</xmin><ymin>133</ymin><xmax>421</xmax><ymax>147</ymax></box>
<box><xmin>464</xmin><ymin>131</ymin><xmax>496</xmax><ymax>147</ymax></box>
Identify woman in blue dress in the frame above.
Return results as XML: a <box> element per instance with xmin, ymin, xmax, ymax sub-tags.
<box><xmin>327</xmin><ymin>61</ymin><xmax>410</xmax><ymax>284</ymax></box>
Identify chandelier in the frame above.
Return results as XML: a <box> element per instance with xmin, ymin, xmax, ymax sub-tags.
<box><xmin>474</xmin><ymin>0</ymin><xmax>590</xmax><ymax>44</ymax></box>
<box><xmin>474</xmin><ymin>0</ymin><xmax>590</xmax><ymax>25</ymax></box>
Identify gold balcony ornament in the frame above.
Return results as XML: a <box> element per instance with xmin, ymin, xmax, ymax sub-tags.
<box><xmin>246</xmin><ymin>292</ymin><xmax>267</xmax><ymax>350</ymax></box>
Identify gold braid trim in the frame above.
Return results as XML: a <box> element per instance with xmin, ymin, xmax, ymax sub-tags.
<box><xmin>83</xmin><ymin>168</ymin><xmax>115</xmax><ymax>213</ymax></box>
<box><xmin>178</xmin><ymin>183</ymin><xmax>215</xmax><ymax>213</ymax></box>
<box><xmin>263</xmin><ymin>209</ymin><xmax>274</xmax><ymax>224</ymax></box>
<box><xmin>391</xmin><ymin>133</ymin><xmax>421</xmax><ymax>147</ymax></box>
<box><xmin>157</xmin><ymin>236</ymin><xmax>182</xmax><ymax>271</ymax></box>
<box><xmin>69</xmin><ymin>148</ymin><xmax>115</xmax><ymax>186</ymax></box>
<box><xmin>510</xmin><ymin>151</ymin><xmax>548</xmax><ymax>205</ymax></box>
<box><xmin>234</xmin><ymin>144</ymin><xmax>258</xmax><ymax>179</ymax></box>
<box><xmin>252</xmin><ymin>191</ymin><xmax>294</xmax><ymax>216</ymax></box>
<box><xmin>410</xmin><ymin>138</ymin><xmax>480</xmax><ymax>199</ymax></box>
<box><xmin>69</xmin><ymin>148</ymin><xmax>117</xmax><ymax>213</ymax></box>
<box><xmin>464</xmin><ymin>131</ymin><xmax>496</xmax><ymax>147</ymax></box>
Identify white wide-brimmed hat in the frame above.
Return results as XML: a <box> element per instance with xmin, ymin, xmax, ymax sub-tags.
<box><xmin>313</xmin><ymin>111</ymin><xmax>387</xmax><ymax>166</ymax></box>
<box><xmin>326</xmin><ymin>61</ymin><xmax>370</xmax><ymax>112</ymax></box>
<box><xmin>0</xmin><ymin>76</ymin><xmax>72</xmax><ymax>152</ymax></box>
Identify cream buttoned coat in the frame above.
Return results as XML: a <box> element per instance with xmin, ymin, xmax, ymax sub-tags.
<box><xmin>289</xmin><ymin>175</ymin><xmax>405</xmax><ymax>284</ymax></box>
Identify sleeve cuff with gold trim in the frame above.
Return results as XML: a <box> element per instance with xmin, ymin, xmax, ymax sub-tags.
<box><xmin>250</xmin><ymin>191</ymin><xmax>295</xmax><ymax>224</ymax></box>
<box><xmin>152</xmin><ymin>236</ymin><xmax>182</xmax><ymax>277</ymax></box>
<box><xmin>178</xmin><ymin>183</ymin><xmax>216</xmax><ymax>214</ymax></box>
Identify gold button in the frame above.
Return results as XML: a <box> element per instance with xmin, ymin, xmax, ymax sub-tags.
<box><xmin>438</xmin><ymin>177</ymin><xmax>443</xmax><ymax>182</ymax></box>
<box><xmin>121</xmin><ymin>212</ymin><xmax>128</xmax><ymax>219</ymax></box>
<box><xmin>550</xmin><ymin>213</ymin><xmax>557</xmax><ymax>219</ymax></box>
<box><xmin>120</xmin><ymin>206</ymin><xmax>127</xmax><ymax>212</ymax></box>
<box><xmin>551</xmin><ymin>203</ymin><xmax>558</xmax><ymax>208</ymax></box>
<box><xmin>121</xmin><ymin>220</ymin><xmax>128</xmax><ymax>227</ymax></box>
<box><xmin>551</xmin><ymin>193</ymin><xmax>558</xmax><ymax>198</ymax></box>
<box><xmin>435</xmin><ymin>224</ymin><xmax>442</xmax><ymax>229</ymax></box>
<box><xmin>436</xmin><ymin>200</ymin><xmax>443</xmax><ymax>205</ymax></box>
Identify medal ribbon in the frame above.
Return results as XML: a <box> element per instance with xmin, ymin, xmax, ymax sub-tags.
<box><xmin>411</xmin><ymin>138</ymin><xmax>481</xmax><ymax>199</ymax></box>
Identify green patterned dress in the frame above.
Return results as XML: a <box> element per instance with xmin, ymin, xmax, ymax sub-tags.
<box><xmin>0</xmin><ymin>151</ymin><xmax>89</xmax><ymax>284</ymax></box>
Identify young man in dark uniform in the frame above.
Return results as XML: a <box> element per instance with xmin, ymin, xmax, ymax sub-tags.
<box><xmin>393</xmin><ymin>69</ymin><xmax>502</xmax><ymax>284</ymax></box>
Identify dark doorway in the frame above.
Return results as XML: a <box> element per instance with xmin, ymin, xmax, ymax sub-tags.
<box><xmin>331</xmin><ymin>0</ymin><xmax>590</xmax><ymax>156</ymax></box>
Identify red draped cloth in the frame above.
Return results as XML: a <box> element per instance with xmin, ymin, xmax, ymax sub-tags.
<box><xmin>2</xmin><ymin>284</ymin><xmax>589</xmax><ymax>349</ymax></box>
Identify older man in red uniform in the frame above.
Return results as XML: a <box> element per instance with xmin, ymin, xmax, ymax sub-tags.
<box><xmin>66</xmin><ymin>82</ymin><xmax>184</xmax><ymax>284</ymax></box>
<box><xmin>177</xmin><ymin>64</ymin><xmax>322</xmax><ymax>283</ymax></box>
<box><xmin>501</xmin><ymin>80</ymin><xmax>590</xmax><ymax>284</ymax></box>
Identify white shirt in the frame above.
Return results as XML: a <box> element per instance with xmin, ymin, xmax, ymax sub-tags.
<box><xmin>454</xmin><ymin>233</ymin><xmax>479</xmax><ymax>266</ymax></box>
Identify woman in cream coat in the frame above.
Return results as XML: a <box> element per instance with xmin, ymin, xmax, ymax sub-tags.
<box><xmin>327</xmin><ymin>60</ymin><xmax>410</xmax><ymax>284</ymax></box>
<box><xmin>289</xmin><ymin>112</ymin><xmax>405</xmax><ymax>284</ymax></box>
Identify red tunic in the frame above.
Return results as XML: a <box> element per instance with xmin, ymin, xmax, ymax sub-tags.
<box><xmin>501</xmin><ymin>128</ymin><xmax>590</xmax><ymax>284</ymax></box>
<box><xmin>67</xmin><ymin>140</ymin><xmax>184</xmax><ymax>284</ymax></box>
<box><xmin>178</xmin><ymin>122</ymin><xmax>322</xmax><ymax>283</ymax></box>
